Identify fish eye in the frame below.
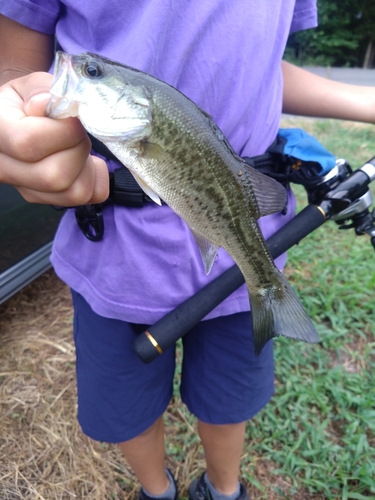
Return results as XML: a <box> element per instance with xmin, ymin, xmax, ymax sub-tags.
<box><xmin>83</xmin><ymin>61</ymin><xmax>104</xmax><ymax>78</ymax></box>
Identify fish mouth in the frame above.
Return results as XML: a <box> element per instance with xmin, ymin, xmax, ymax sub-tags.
<box><xmin>46</xmin><ymin>51</ymin><xmax>80</xmax><ymax>119</ymax></box>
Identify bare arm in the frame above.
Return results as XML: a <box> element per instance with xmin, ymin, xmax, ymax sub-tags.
<box><xmin>0</xmin><ymin>15</ymin><xmax>54</xmax><ymax>84</ymax></box>
<box><xmin>282</xmin><ymin>60</ymin><xmax>375</xmax><ymax>124</ymax></box>
<box><xmin>0</xmin><ymin>15</ymin><xmax>109</xmax><ymax>205</ymax></box>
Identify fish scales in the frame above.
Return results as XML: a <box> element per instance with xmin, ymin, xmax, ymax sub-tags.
<box><xmin>143</xmin><ymin>85</ymin><xmax>277</xmax><ymax>291</ymax></box>
<box><xmin>47</xmin><ymin>51</ymin><xmax>319</xmax><ymax>354</ymax></box>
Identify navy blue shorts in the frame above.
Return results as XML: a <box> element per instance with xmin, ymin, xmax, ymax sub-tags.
<box><xmin>72</xmin><ymin>290</ymin><xmax>274</xmax><ymax>443</ymax></box>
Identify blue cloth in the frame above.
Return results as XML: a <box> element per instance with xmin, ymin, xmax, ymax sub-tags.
<box><xmin>278</xmin><ymin>128</ymin><xmax>336</xmax><ymax>175</ymax></box>
<box><xmin>72</xmin><ymin>290</ymin><xmax>274</xmax><ymax>443</ymax></box>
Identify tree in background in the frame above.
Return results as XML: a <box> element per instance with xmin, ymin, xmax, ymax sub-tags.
<box><xmin>361</xmin><ymin>0</ymin><xmax>375</xmax><ymax>68</ymax></box>
<box><xmin>285</xmin><ymin>0</ymin><xmax>375</xmax><ymax>68</ymax></box>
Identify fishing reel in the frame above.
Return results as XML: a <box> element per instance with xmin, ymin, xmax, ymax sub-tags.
<box><xmin>299</xmin><ymin>157</ymin><xmax>375</xmax><ymax>251</ymax></box>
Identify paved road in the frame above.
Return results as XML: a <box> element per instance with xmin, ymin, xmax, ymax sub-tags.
<box><xmin>303</xmin><ymin>66</ymin><xmax>375</xmax><ymax>86</ymax></box>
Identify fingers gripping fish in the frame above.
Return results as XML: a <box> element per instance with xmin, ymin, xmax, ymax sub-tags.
<box><xmin>47</xmin><ymin>51</ymin><xmax>319</xmax><ymax>355</ymax></box>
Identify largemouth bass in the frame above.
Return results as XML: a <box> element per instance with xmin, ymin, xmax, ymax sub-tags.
<box><xmin>47</xmin><ymin>51</ymin><xmax>319</xmax><ymax>354</ymax></box>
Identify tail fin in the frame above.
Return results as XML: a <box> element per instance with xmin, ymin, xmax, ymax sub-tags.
<box><xmin>250</xmin><ymin>272</ymin><xmax>319</xmax><ymax>356</ymax></box>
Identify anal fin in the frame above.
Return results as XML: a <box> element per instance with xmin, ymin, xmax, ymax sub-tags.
<box><xmin>191</xmin><ymin>229</ymin><xmax>219</xmax><ymax>275</ymax></box>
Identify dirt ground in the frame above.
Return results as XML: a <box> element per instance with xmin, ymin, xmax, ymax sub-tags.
<box><xmin>0</xmin><ymin>270</ymin><xmax>325</xmax><ymax>500</ymax></box>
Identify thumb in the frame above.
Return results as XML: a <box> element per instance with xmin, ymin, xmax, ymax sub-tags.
<box><xmin>24</xmin><ymin>91</ymin><xmax>51</xmax><ymax>117</ymax></box>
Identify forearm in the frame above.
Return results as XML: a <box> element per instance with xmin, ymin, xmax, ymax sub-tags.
<box><xmin>282</xmin><ymin>61</ymin><xmax>375</xmax><ymax>124</ymax></box>
<box><xmin>0</xmin><ymin>15</ymin><xmax>54</xmax><ymax>86</ymax></box>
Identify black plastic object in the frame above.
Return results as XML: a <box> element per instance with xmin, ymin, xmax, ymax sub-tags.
<box><xmin>132</xmin><ymin>203</ymin><xmax>326</xmax><ymax>363</ymax></box>
<box><xmin>75</xmin><ymin>204</ymin><xmax>104</xmax><ymax>242</ymax></box>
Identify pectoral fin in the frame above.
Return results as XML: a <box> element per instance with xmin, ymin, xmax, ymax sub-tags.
<box><xmin>141</xmin><ymin>141</ymin><xmax>166</xmax><ymax>161</ymax></box>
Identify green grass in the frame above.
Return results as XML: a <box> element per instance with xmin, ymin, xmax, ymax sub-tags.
<box><xmin>170</xmin><ymin>119</ymin><xmax>375</xmax><ymax>499</ymax></box>
<box><xmin>248</xmin><ymin>119</ymin><xmax>375</xmax><ymax>498</ymax></box>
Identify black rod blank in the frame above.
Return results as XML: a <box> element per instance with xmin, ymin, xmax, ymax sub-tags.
<box><xmin>132</xmin><ymin>204</ymin><xmax>326</xmax><ymax>363</ymax></box>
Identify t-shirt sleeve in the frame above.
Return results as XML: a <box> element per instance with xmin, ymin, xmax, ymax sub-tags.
<box><xmin>0</xmin><ymin>0</ymin><xmax>60</xmax><ymax>34</ymax></box>
<box><xmin>290</xmin><ymin>0</ymin><xmax>317</xmax><ymax>33</ymax></box>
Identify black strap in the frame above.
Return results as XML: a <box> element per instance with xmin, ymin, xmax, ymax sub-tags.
<box><xmin>76</xmin><ymin>134</ymin><xmax>291</xmax><ymax>241</ymax></box>
<box><xmin>243</xmin><ymin>135</ymin><xmax>292</xmax><ymax>185</ymax></box>
<box><xmin>73</xmin><ymin>135</ymin><xmax>152</xmax><ymax>241</ymax></box>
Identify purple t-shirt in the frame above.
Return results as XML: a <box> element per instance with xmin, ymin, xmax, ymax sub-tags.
<box><xmin>1</xmin><ymin>0</ymin><xmax>317</xmax><ymax>323</ymax></box>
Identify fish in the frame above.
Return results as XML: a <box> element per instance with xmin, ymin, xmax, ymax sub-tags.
<box><xmin>47</xmin><ymin>51</ymin><xmax>319</xmax><ymax>355</ymax></box>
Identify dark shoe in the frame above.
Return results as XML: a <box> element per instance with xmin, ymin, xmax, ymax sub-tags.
<box><xmin>188</xmin><ymin>473</ymin><xmax>249</xmax><ymax>500</ymax></box>
<box><xmin>138</xmin><ymin>469</ymin><xmax>178</xmax><ymax>500</ymax></box>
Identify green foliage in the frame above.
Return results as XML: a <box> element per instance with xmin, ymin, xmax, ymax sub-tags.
<box><xmin>285</xmin><ymin>0</ymin><xmax>375</xmax><ymax>67</ymax></box>
<box><xmin>244</xmin><ymin>213</ymin><xmax>375</xmax><ymax>496</ymax></box>
<box><xmin>242</xmin><ymin>119</ymin><xmax>375</xmax><ymax>497</ymax></box>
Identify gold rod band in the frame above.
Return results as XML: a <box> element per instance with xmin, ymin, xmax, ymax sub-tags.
<box><xmin>144</xmin><ymin>330</ymin><xmax>163</xmax><ymax>354</ymax></box>
<box><xmin>316</xmin><ymin>205</ymin><xmax>327</xmax><ymax>219</ymax></box>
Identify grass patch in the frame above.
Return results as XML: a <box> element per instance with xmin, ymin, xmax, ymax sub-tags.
<box><xmin>235</xmin><ymin>118</ymin><xmax>375</xmax><ymax>498</ymax></box>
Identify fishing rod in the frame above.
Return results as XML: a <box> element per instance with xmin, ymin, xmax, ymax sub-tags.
<box><xmin>132</xmin><ymin>156</ymin><xmax>375</xmax><ymax>363</ymax></box>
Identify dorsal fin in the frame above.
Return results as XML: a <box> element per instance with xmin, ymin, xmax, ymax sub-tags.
<box><xmin>232</xmin><ymin>160</ymin><xmax>287</xmax><ymax>218</ymax></box>
<box><xmin>244</xmin><ymin>164</ymin><xmax>287</xmax><ymax>217</ymax></box>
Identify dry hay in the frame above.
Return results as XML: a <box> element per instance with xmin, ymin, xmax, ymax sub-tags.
<box><xmin>0</xmin><ymin>271</ymin><xmax>136</xmax><ymax>499</ymax></box>
<box><xmin>0</xmin><ymin>271</ymin><xmax>205</xmax><ymax>499</ymax></box>
<box><xmin>0</xmin><ymin>270</ymin><xmax>322</xmax><ymax>499</ymax></box>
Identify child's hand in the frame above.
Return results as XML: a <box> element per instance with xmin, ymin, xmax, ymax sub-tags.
<box><xmin>0</xmin><ymin>71</ymin><xmax>109</xmax><ymax>205</ymax></box>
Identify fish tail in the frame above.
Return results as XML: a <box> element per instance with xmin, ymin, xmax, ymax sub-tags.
<box><xmin>249</xmin><ymin>271</ymin><xmax>319</xmax><ymax>356</ymax></box>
